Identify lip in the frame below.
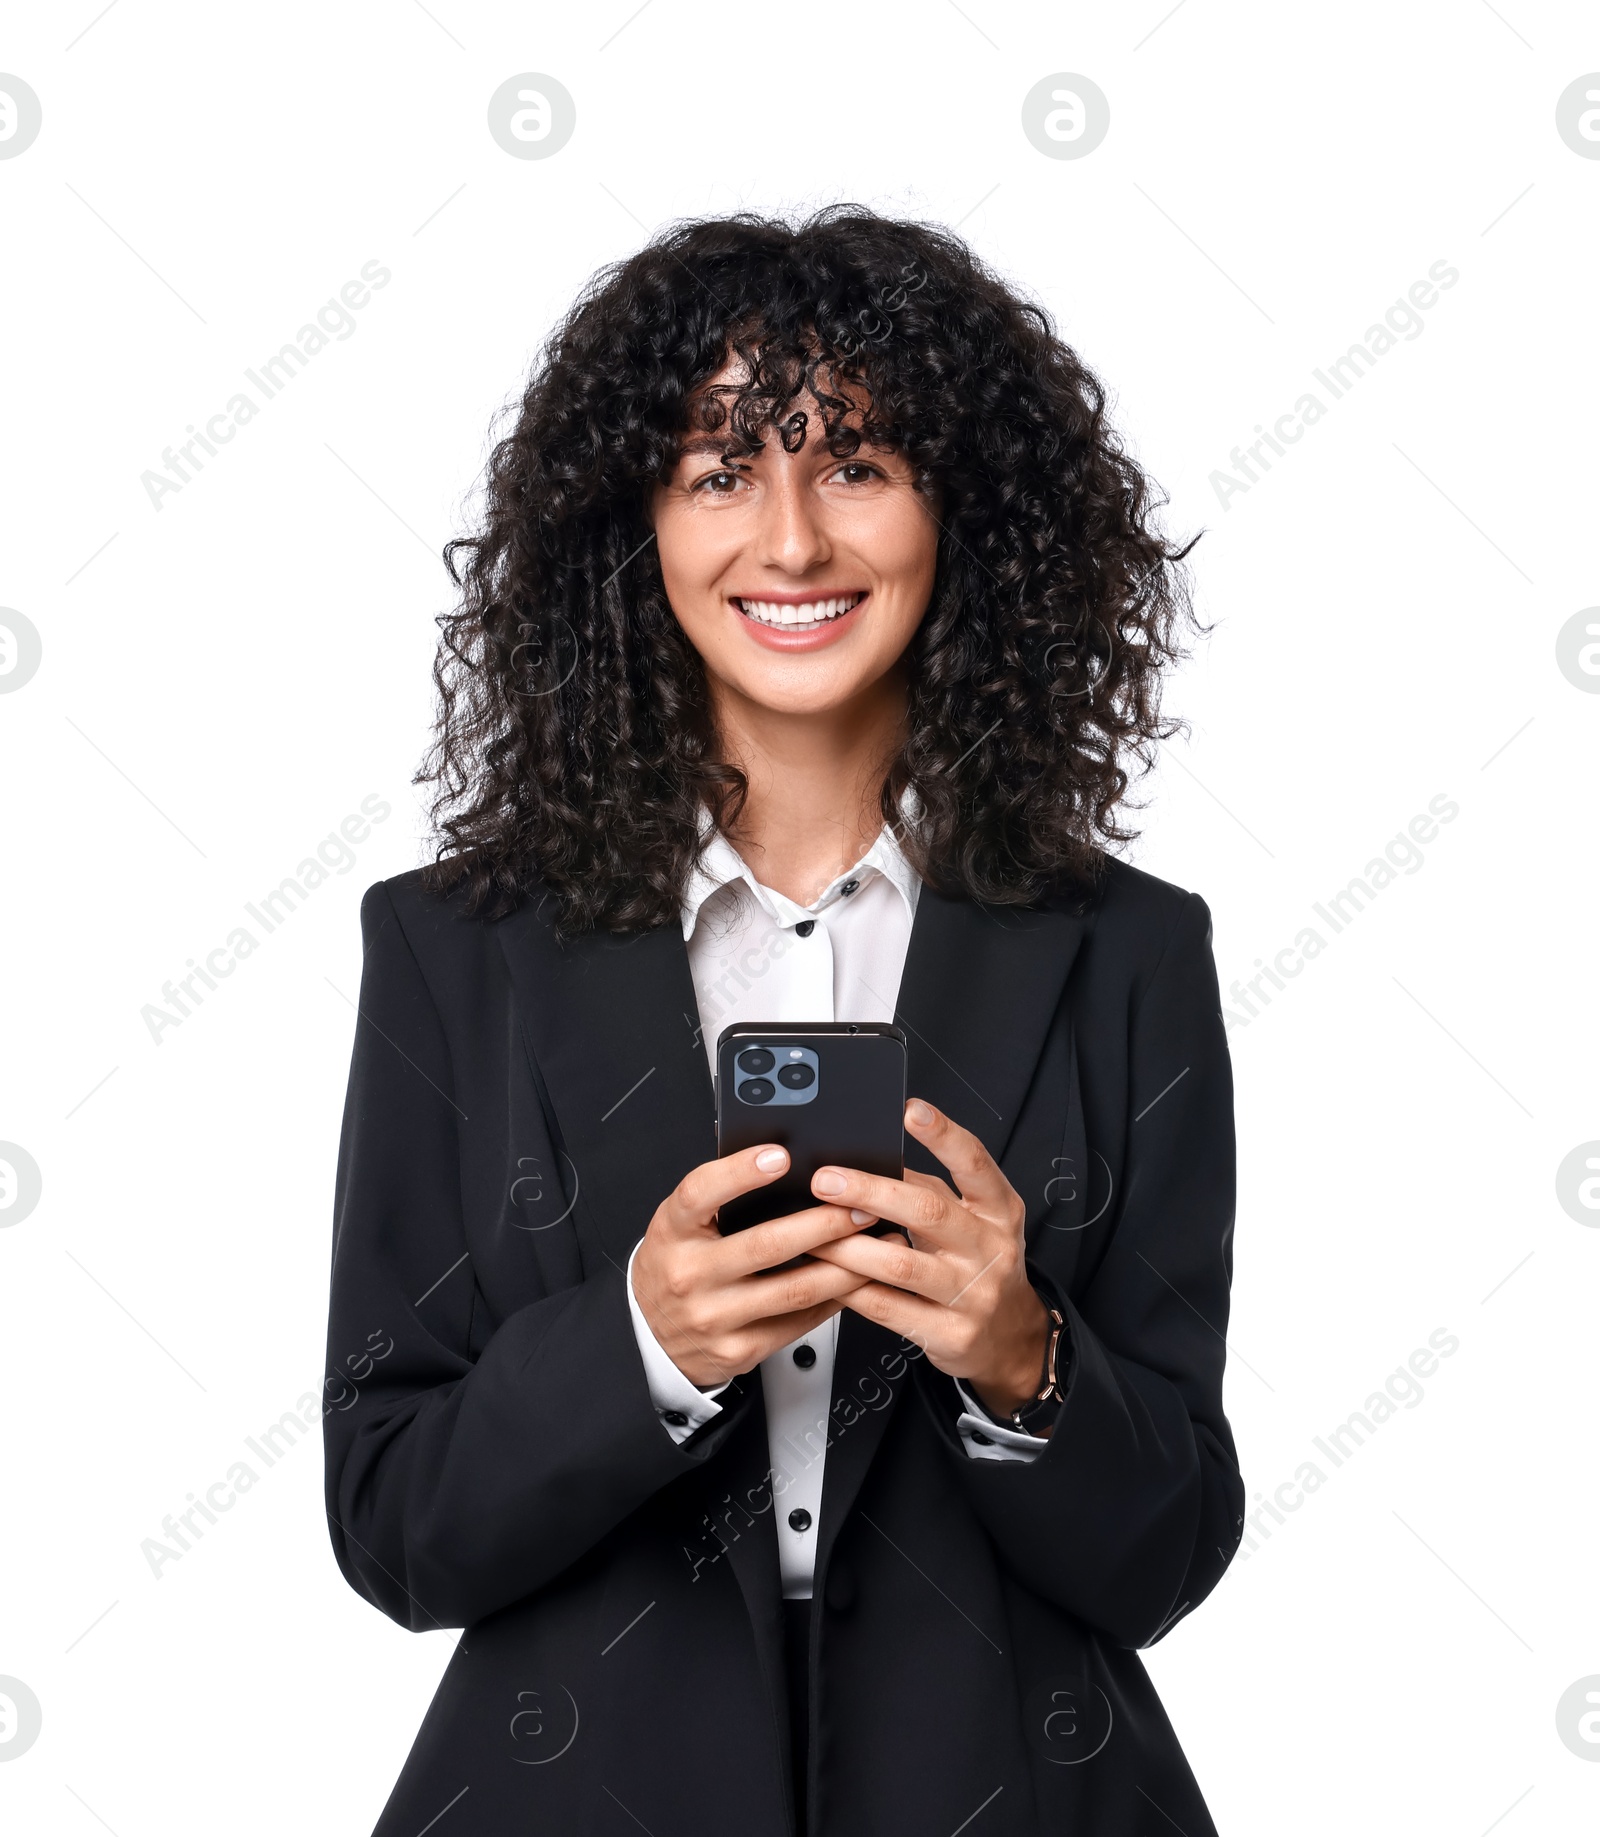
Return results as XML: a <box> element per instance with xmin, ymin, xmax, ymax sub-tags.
<box><xmin>730</xmin><ymin>590</ymin><xmax>870</xmax><ymax>652</ymax></box>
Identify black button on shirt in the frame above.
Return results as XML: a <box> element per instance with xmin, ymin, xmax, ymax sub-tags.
<box><xmin>792</xmin><ymin>1343</ymin><xmax>817</xmax><ymax>1369</ymax></box>
<box><xmin>840</xmin><ymin>879</ymin><xmax>859</xmax><ymax>896</ymax></box>
<box><xmin>788</xmin><ymin>1508</ymin><xmax>813</xmax><ymax>1533</ymax></box>
<box><xmin>795</xmin><ymin>919</ymin><xmax>815</xmax><ymax>937</ymax></box>
<box><xmin>662</xmin><ymin>1410</ymin><xmax>688</xmax><ymax>1428</ymax></box>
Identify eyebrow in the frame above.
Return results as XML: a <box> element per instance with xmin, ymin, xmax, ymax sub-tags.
<box><xmin>670</xmin><ymin>428</ymin><xmax>895</xmax><ymax>464</ymax></box>
<box><xmin>673</xmin><ymin>435</ymin><xmax>748</xmax><ymax>459</ymax></box>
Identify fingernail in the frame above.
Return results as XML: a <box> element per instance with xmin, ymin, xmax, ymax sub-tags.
<box><xmin>756</xmin><ymin>1147</ymin><xmax>788</xmax><ymax>1172</ymax></box>
<box><xmin>813</xmin><ymin>1170</ymin><xmax>846</xmax><ymax>1195</ymax></box>
<box><xmin>906</xmin><ymin>1100</ymin><xmax>933</xmax><ymax>1127</ymax></box>
<box><xmin>849</xmin><ymin>1209</ymin><xmax>873</xmax><ymax>1225</ymax></box>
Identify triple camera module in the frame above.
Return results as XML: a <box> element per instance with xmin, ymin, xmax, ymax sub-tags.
<box><xmin>735</xmin><ymin>1043</ymin><xmax>821</xmax><ymax>1107</ymax></box>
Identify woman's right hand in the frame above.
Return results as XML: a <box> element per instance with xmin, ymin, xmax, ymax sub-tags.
<box><xmin>631</xmin><ymin>1144</ymin><xmax>877</xmax><ymax>1390</ymax></box>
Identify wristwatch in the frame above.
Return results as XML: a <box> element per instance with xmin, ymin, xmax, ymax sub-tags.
<box><xmin>1008</xmin><ymin>1304</ymin><xmax>1068</xmax><ymax>1436</ymax></box>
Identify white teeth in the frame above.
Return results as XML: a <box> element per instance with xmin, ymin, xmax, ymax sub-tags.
<box><xmin>736</xmin><ymin>594</ymin><xmax>862</xmax><ymax>627</ymax></box>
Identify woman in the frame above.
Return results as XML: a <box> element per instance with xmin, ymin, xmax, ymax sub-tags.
<box><xmin>324</xmin><ymin>206</ymin><xmax>1243</xmax><ymax>1836</ymax></box>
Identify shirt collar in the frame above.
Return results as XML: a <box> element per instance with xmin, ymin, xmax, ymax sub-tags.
<box><xmin>680</xmin><ymin>785</ymin><xmax>922</xmax><ymax>943</ymax></box>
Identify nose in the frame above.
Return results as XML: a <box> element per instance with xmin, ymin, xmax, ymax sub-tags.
<box><xmin>754</xmin><ymin>463</ymin><xmax>831</xmax><ymax>575</ymax></box>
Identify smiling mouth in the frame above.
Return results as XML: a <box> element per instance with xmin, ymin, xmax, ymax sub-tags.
<box><xmin>733</xmin><ymin>592</ymin><xmax>866</xmax><ymax>630</ymax></box>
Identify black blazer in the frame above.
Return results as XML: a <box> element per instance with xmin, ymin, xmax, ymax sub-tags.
<box><xmin>323</xmin><ymin>855</ymin><xmax>1244</xmax><ymax>1837</ymax></box>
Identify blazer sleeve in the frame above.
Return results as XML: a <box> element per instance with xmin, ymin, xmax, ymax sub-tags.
<box><xmin>322</xmin><ymin>880</ymin><xmax>755</xmax><ymax>1633</ymax></box>
<box><xmin>913</xmin><ymin>889</ymin><xmax>1245</xmax><ymax>1648</ymax></box>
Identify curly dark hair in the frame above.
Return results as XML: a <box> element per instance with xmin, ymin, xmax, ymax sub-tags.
<box><xmin>417</xmin><ymin>204</ymin><xmax>1204</xmax><ymax>935</ymax></box>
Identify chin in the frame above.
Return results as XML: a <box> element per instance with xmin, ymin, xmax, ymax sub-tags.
<box><xmin>742</xmin><ymin>673</ymin><xmax>860</xmax><ymax>715</ymax></box>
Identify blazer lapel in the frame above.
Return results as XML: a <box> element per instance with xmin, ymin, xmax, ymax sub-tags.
<box><xmin>893</xmin><ymin>879</ymin><xmax>1090</xmax><ymax>1172</ymax></box>
<box><xmin>495</xmin><ymin>895</ymin><xmax>716</xmax><ymax>1279</ymax></box>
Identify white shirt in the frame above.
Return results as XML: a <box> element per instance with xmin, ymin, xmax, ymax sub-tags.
<box><xmin>625</xmin><ymin>810</ymin><xmax>1047</xmax><ymax>1598</ymax></box>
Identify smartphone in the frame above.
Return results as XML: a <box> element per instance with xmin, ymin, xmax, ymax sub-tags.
<box><xmin>715</xmin><ymin>1022</ymin><xmax>907</xmax><ymax>1237</ymax></box>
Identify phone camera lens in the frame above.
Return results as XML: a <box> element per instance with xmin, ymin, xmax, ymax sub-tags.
<box><xmin>777</xmin><ymin>1063</ymin><xmax>815</xmax><ymax>1090</ymax></box>
<box><xmin>738</xmin><ymin>1048</ymin><xmax>775</xmax><ymax>1075</ymax></box>
<box><xmin>739</xmin><ymin>1077</ymin><xmax>775</xmax><ymax>1104</ymax></box>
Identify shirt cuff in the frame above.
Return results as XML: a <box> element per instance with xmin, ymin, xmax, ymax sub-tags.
<box><xmin>625</xmin><ymin>1239</ymin><xmax>731</xmax><ymax>1445</ymax></box>
<box><xmin>952</xmin><ymin>1377</ymin><xmax>1050</xmax><ymax>1463</ymax></box>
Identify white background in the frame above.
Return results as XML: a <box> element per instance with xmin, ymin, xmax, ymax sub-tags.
<box><xmin>2</xmin><ymin>1</ymin><xmax>1597</xmax><ymax>1831</ymax></box>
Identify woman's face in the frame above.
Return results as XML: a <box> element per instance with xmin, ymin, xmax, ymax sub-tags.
<box><xmin>649</xmin><ymin>363</ymin><xmax>940</xmax><ymax>718</ymax></box>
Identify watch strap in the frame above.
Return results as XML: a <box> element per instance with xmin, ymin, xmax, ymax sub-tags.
<box><xmin>1009</xmin><ymin>1304</ymin><xmax>1067</xmax><ymax>1435</ymax></box>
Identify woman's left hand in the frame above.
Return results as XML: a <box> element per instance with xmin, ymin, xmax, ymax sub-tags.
<box><xmin>807</xmin><ymin>1098</ymin><xmax>1053</xmax><ymax>1422</ymax></box>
